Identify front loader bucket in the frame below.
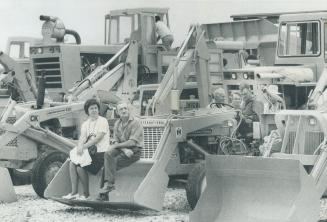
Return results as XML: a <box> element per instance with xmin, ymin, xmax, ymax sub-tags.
<box><xmin>0</xmin><ymin>167</ymin><xmax>17</xmax><ymax>203</ymax></box>
<box><xmin>190</xmin><ymin>155</ymin><xmax>320</xmax><ymax>222</ymax></box>
<box><xmin>44</xmin><ymin>158</ymin><xmax>167</xmax><ymax>211</ymax></box>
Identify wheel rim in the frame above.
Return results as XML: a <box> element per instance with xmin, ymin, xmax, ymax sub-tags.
<box><xmin>44</xmin><ymin>161</ymin><xmax>63</xmax><ymax>185</ymax></box>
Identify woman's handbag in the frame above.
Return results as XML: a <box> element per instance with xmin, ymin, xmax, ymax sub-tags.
<box><xmin>83</xmin><ymin>134</ymin><xmax>103</xmax><ymax>175</ymax></box>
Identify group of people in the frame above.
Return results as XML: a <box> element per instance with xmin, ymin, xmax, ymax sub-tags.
<box><xmin>63</xmin><ymin>99</ymin><xmax>144</xmax><ymax>201</ymax></box>
<box><xmin>210</xmin><ymin>82</ymin><xmax>264</xmax><ymax>144</ymax></box>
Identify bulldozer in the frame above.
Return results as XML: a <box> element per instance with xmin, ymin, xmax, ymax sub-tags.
<box><xmin>190</xmin><ymin>10</ymin><xmax>327</xmax><ymax>222</ymax></box>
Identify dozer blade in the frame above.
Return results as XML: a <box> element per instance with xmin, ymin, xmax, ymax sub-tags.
<box><xmin>190</xmin><ymin>155</ymin><xmax>320</xmax><ymax>222</ymax></box>
<box><xmin>44</xmin><ymin>158</ymin><xmax>168</xmax><ymax>211</ymax></box>
<box><xmin>0</xmin><ymin>167</ymin><xmax>17</xmax><ymax>203</ymax></box>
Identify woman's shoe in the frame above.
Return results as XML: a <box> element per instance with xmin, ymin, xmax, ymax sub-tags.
<box><xmin>76</xmin><ymin>195</ymin><xmax>87</xmax><ymax>201</ymax></box>
<box><xmin>62</xmin><ymin>193</ymin><xmax>79</xmax><ymax>200</ymax></box>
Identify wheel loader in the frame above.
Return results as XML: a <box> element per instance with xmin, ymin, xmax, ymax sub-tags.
<box><xmin>0</xmin><ymin>6</ymin><xmax>283</xmax><ymax>202</ymax></box>
<box><xmin>0</xmin><ymin>19</ymin><xmax>244</xmax><ymax>210</ymax></box>
<box><xmin>190</xmin><ymin>10</ymin><xmax>327</xmax><ymax>222</ymax></box>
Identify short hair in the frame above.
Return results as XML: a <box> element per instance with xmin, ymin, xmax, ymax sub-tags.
<box><xmin>213</xmin><ymin>88</ymin><xmax>225</xmax><ymax>95</ymax></box>
<box><xmin>155</xmin><ymin>15</ymin><xmax>161</xmax><ymax>22</ymax></box>
<box><xmin>84</xmin><ymin>98</ymin><xmax>100</xmax><ymax>115</ymax></box>
<box><xmin>116</xmin><ymin>100</ymin><xmax>131</xmax><ymax>110</ymax></box>
<box><xmin>239</xmin><ymin>82</ymin><xmax>251</xmax><ymax>91</ymax></box>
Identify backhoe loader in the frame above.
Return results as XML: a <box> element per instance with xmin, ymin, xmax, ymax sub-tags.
<box><xmin>44</xmin><ymin>24</ymin><xmax>241</xmax><ymax>210</ymax></box>
<box><xmin>43</xmin><ymin>14</ymin><xmax>281</xmax><ymax>209</ymax></box>
<box><xmin>0</xmin><ymin>7</ymin><xmax>285</xmax><ymax>205</ymax></box>
<box><xmin>190</xmin><ymin>10</ymin><xmax>327</xmax><ymax>222</ymax></box>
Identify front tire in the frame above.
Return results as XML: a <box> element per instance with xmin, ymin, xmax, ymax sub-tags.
<box><xmin>32</xmin><ymin>151</ymin><xmax>68</xmax><ymax>197</ymax></box>
<box><xmin>185</xmin><ymin>163</ymin><xmax>206</xmax><ymax>209</ymax></box>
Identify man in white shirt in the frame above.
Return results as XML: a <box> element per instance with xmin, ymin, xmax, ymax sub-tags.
<box><xmin>155</xmin><ymin>15</ymin><xmax>174</xmax><ymax>50</ymax></box>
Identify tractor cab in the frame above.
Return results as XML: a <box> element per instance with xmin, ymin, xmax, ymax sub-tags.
<box><xmin>105</xmin><ymin>8</ymin><xmax>177</xmax><ymax>84</ymax></box>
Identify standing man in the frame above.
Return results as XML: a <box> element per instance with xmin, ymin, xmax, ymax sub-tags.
<box><xmin>238</xmin><ymin>82</ymin><xmax>264</xmax><ymax>144</ymax></box>
<box><xmin>155</xmin><ymin>15</ymin><xmax>174</xmax><ymax>50</ymax></box>
<box><xmin>97</xmin><ymin>101</ymin><xmax>143</xmax><ymax>201</ymax></box>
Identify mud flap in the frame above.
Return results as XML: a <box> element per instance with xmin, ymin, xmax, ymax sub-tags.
<box><xmin>0</xmin><ymin>167</ymin><xmax>17</xmax><ymax>203</ymax></box>
<box><xmin>44</xmin><ymin>158</ymin><xmax>168</xmax><ymax>211</ymax></box>
<box><xmin>190</xmin><ymin>155</ymin><xmax>320</xmax><ymax>222</ymax></box>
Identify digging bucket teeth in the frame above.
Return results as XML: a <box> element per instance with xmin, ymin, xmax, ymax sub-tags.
<box><xmin>0</xmin><ymin>167</ymin><xmax>17</xmax><ymax>203</ymax></box>
<box><xmin>190</xmin><ymin>155</ymin><xmax>320</xmax><ymax>222</ymax></box>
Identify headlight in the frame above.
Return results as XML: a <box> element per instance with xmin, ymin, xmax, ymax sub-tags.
<box><xmin>231</xmin><ymin>73</ymin><xmax>237</xmax><ymax>79</ymax></box>
<box><xmin>37</xmin><ymin>47</ymin><xmax>43</xmax><ymax>54</ymax></box>
<box><xmin>243</xmin><ymin>73</ymin><xmax>248</xmax><ymax>79</ymax></box>
<box><xmin>309</xmin><ymin>118</ymin><xmax>316</xmax><ymax>125</ymax></box>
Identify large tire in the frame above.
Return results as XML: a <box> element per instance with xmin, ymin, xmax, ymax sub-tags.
<box><xmin>32</xmin><ymin>151</ymin><xmax>68</xmax><ymax>198</ymax></box>
<box><xmin>186</xmin><ymin>162</ymin><xmax>206</xmax><ymax>209</ymax></box>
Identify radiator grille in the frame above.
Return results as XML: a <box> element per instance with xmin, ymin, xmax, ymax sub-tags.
<box><xmin>33</xmin><ymin>57</ymin><xmax>62</xmax><ymax>88</ymax></box>
<box><xmin>286</xmin><ymin>131</ymin><xmax>324</xmax><ymax>154</ymax></box>
<box><xmin>305</xmin><ymin>131</ymin><xmax>324</xmax><ymax>154</ymax></box>
<box><xmin>140</xmin><ymin>119</ymin><xmax>166</xmax><ymax>159</ymax></box>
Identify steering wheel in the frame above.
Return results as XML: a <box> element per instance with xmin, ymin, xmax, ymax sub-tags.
<box><xmin>210</xmin><ymin>102</ymin><xmax>234</xmax><ymax>109</ymax></box>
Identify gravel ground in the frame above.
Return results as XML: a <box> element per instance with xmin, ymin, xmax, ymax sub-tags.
<box><xmin>0</xmin><ymin>185</ymin><xmax>190</xmax><ymax>222</ymax></box>
<box><xmin>2</xmin><ymin>185</ymin><xmax>327</xmax><ymax>222</ymax></box>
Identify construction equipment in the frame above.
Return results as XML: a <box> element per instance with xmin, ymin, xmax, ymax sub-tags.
<box><xmin>0</xmin><ymin>8</ymin><xmax>280</xmax><ymax>203</ymax></box>
<box><xmin>0</xmin><ymin>8</ymin><xmax>188</xmax><ymax>200</ymax></box>
<box><xmin>45</xmin><ymin>109</ymin><xmax>237</xmax><ymax>210</ymax></box>
<box><xmin>190</xmin><ymin>11</ymin><xmax>327</xmax><ymax>222</ymax></box>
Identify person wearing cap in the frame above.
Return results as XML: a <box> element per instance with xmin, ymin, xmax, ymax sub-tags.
<box><xmin>155</xmin><ymin>15</ymin><xmax>174</xmax><ymax>50</ymax></box>
<box><xmin>238</xmin><ymin>82</ymin><xmax>264</xmax><ymax>144</ymax></box>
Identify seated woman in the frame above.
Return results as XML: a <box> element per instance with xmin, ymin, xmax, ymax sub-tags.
<box><xmin>62</xmin><ymin>98</ymin><xmax>110</xmax><ymax>200</ymax></box>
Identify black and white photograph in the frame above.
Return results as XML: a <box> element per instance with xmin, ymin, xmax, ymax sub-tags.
<box><xmin>1</xmin><ymin>0</ymin><xmax>327</xmax><ymax>221</ymax></box>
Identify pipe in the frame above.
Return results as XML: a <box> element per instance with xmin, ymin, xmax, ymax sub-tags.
<box><xmin>65</xmin><ymin>29</ymin><xmax>81</xmax><ymax>45</ymax></box>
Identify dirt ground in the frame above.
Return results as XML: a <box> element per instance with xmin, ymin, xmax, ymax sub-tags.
<box><xmin>2</xmin><ymin>185</ymin><xmax>327</xmax><ymax>222</ymax></box>
<box><xmin>0</xmin><ymin>185</ymin><xmax>190</xmax><ymax>222</ymax></box>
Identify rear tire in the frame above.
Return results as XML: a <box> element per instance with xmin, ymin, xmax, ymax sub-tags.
<box><xmin>186</xmin><ymin>162</ymin><xmax>206</xmax><ymax>209</ymax></box>
<box><xmin>32</xmin><ymin>151</ymin><xmax>68</xmax><ymax>198</ymax></box>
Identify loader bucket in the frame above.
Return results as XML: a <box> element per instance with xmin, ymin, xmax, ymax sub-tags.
<box><xmin>0</xmin><ymin>167</ymin><xmax>17</xmax><ymax>203</ymax></box>
<box><xmin>44</xmin><ymin>158</ymin><xmax>168</xmax><ymax>211</ymax></box>
<box><xmin>190</xmin><ymin>155</ymin><xmax>320</xmax><ymax>222</ymax></box>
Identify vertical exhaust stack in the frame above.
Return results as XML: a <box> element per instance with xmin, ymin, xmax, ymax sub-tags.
<box><xmin>36</xmin><ymin>71</ymin><xmax>46</xmax><ymax>109</ymax></box>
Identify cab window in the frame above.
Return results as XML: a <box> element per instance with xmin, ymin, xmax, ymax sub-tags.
<box><xmin>278</xmin><ymin>21</ymin><xmax>320</xmax><ymax>56</ymax></box>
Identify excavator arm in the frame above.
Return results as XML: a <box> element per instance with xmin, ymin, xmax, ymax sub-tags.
<box><xmin>149</xmin><ymin>25</ymin><xmax>210</xmax><ymax>115</ymax></box>
<box><xmin>67</xmin><ymin>41</ymin><xmax>139</xmax><ymax>103</ymax></box>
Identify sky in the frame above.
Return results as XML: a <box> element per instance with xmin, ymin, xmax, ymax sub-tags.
<box><xmin>0</xmin><ymin>0</ymin><xmax>327</xmax><ymax>50</ymax></box>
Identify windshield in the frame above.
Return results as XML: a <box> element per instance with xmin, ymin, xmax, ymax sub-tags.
<box><xmin>278</xmin><ymin>21</ymin><xmax>320</xmax><ymax>56</ymax></box>
<box><xmin>106</xmin><ymin>15</ymin><xmax>138</xmax><ymax>44</ymax></box>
